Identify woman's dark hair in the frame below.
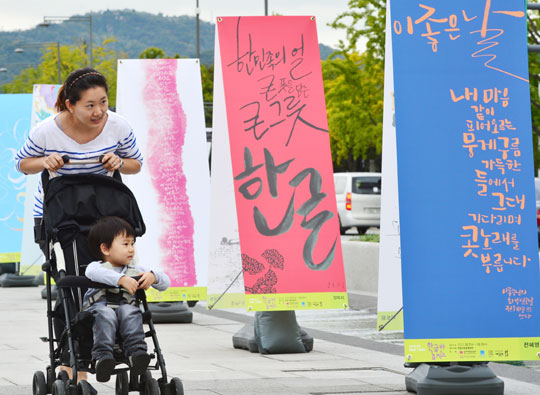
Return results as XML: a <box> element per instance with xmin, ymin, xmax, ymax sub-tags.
<box><xmin>88</xmin><ymin>216</ymin><xmax>135</xmax><ymax>260</ymax></box>
<box><xmin>55</xmin><ymin>67</ymin><xmax>108</xmax><ymax>112</ymax></box>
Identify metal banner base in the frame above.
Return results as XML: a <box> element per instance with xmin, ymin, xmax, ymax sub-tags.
<box><xmin>405</xmin><ymin>363</ymin><xmax>504</xmax><ymax>395</ymax></box>
<box><xmin>41</xmin><ymin>283</ymin><xmax>57</xmax><ymax>299</ymax></box>
<box><xmin>147</xmin><ymin>301</ymin><xmax>193</xmax><ymax>323</ymax></box>
<box><xmin>0</xmin><ymin>262</ymin><xmax>17</xmax><ymax>275</ymax></box>
<box><xmin>0</xmin><ymin>273</ymin><xmax>38</xmax><ymax>287</ymax></box>
<box><xmin>232</xmin><ymin>323</ymin><xmax>260</xmax><ymax>353</ymax></box>
<box><xmin>232</xmin><ymin>323</ymin><xmax>314</xmax><ymax>353</ymax></box>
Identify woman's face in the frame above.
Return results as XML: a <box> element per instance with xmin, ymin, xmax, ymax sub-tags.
<box><xmin>68</xmin><ymin>86</ymin><xmax>108</xmax><ymax>130</ymax></box>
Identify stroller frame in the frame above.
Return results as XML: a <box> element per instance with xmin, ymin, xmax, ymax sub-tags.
<box><xmin>32</xmin><ymin>160</ymin><xmax>183</xmax><ymax>395</ymax></box>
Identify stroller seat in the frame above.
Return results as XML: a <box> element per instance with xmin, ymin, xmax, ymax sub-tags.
<box><xmin>32</xmin><ymin>172</ymin><xmax>183</xmax><ymax>395</ymax></box>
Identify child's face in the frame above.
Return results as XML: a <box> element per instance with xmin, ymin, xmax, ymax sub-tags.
<box><xmin>102</xmin><ymin>232</ymin><xmax>135</xmax><ymax>267</ymax></box>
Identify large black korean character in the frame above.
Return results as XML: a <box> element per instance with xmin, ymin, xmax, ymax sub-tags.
<box><xmin>240</xmin><ymin>101</ymin><xmax>267</xmax><ymax>140</ymax></box>
<box><xmin>235</xmin><ymin>147</ymin><xmax>294</xmax><ymax>201</ymax></box>
<box><xmin>234</xmin><ymin>147</ymin><xmax>264</xmax><ymax>200</ymax></box>
<box><xmin>250</xmin><ymin>149</ymin><xmax>295</xmax><ymax>236</ymax></box>
<box><xmin>290</xmin><ymin>168</ymin><xmax>337</xmax><ymax>271</ymax></box>
<box><xmin>240</xmin><ymin>99</ymin><xmax>286</xmax><ymax>141</ymax></box>
<box><xmin>282</xmin><ymin>95</ymin><xmax>328</xmax><ymax>146</ymax></box>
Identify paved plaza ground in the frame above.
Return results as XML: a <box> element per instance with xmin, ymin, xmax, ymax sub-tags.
<box><xmin>1</xmin><ymin>287</ymin><xmax>540</xmax><ymax>394</ymax></box>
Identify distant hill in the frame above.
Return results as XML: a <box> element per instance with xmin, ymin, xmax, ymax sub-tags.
<box><xmin>0</xmin><ymin>10</ymin><xmax>336</xmax><ymax>86</ymax></box>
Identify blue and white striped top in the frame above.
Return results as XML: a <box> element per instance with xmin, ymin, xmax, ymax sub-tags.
<box><xmin>15</xmin><ymin>110</ymin><xmax>143</xmax><ymax>217</ymax></box>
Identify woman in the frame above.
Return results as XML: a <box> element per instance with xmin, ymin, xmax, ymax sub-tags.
<box><xmin>16</xmin><ymin>67</ymin><xmax>142</xmax><ymax>212</ymax></box>
<box><xmin>15</xmin><ymin>67</ymin><xmax>143</xmax><ymax>387</ymax></box>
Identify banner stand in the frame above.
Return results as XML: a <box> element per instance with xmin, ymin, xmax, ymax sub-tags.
<box><xmin>232</xmin><ymin>324</ymin><xmax>259</xmax><ymax>353</ymax></box>
<box><xmin>147</xmin><ymin>301</ymin><xmax>193</xmax><ymax>324</ymax></box>
<box><xmin>232</xmin><ymin>311</ymin><xmax>313</xmax><ymax>354</ymax></box>
<box><xmin>0</xmin><ymin>261</ymin><xmax>36</xmax><ymax>288</ymax></box>
<box><xmin>405</xmin><ymin>362</ymin><xmax>503</xmax><ymax>394</ymax></box>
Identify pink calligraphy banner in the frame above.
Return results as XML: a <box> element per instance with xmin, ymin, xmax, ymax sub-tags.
<box><xmin>217</xmin><ymin>16</ymin><xmax>347</xmax><ymax>310</ymax></box>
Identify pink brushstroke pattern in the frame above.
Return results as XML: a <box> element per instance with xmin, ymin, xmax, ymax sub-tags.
<box><xmin>143</xmin><ymin>59</ymin><xmax>196</xmax><ymax>286</ymax></box>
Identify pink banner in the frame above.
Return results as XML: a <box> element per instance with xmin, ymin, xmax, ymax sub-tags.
<box><xmin>143</xmin><ymin>60</ymin><xmax>196</xmax><ymax>286</ymax></box>
<box><xmin>217</xmin><ymin>16</ymin><xmax>346</xmax><ymax>298</ymax></box>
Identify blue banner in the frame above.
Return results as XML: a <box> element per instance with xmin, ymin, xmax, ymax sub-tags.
<box><xmin>0</xmin><ymin>94</ymin><xmax>32</xmax><ymax>262</ymax></box>
<box><xmin>391</xmin><ymin>0</ymin><xmax>540</xmax><ymax>362</ymax></box>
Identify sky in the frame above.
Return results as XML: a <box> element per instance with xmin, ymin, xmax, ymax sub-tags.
<box><xmin>0</xmin><ymin>0</ymin><xmax>352</xmax><ymax>48</ymax></box>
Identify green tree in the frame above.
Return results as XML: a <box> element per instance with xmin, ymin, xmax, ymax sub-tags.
<box><xmin>324</xmin><ymin>0</ymin><xmax>386</xmax><ymax>171</ymax></box>
<box><xmin>328</xmin><ymin>0</ymin><xmax>540</xmax><ymax>173</ymax></box>
<box><xmin>200</xmin><ymin>63</ymin><xmax>213</xmax><ymax>127</ymax></box>
<box><xmin>330</xmin><ymin>0</ymin><xmax>386</xmax><ymax>59</ymax></box>
<box><xmin>139</xmin><ymin>47</ymin><xmax>166</xmax><ymax>59</ymax></box>
<box><xmin>139</xmin><ymin>47</ymin><xmax>182</xmax><ymax>59</ymax></box>
<box><xmin>137</xmin><ymin>46</ymin><xmax>213</xmax><ymax>126</ymax></box>
<box><xmin>2</xmin><ymin>38</ymin><xmax>121</xmax><ymax>107</ymax></box>
<box><xmin>323</xmin><ymin>52</ymin><xmax>383</xmax><ymax>170</ymax></box>
<box><xmin>527</xmin><ymin>7</ymin><xmax>540</xmax><ymax>174</ymax></box>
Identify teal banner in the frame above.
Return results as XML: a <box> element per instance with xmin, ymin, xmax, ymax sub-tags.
<box><xmin>0</xmin><ymin>94</ymin><xmax>32</xmax><ymax>262</ymax></box>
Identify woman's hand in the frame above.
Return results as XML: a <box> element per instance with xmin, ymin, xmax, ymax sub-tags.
<box><xmin>43</xmin><ymin>153</ymin><xmax>68</xmax><ymax>171</ymax></box>
<box><xmin>101</xmin><ymin>152</ymin><xmax>123</xmax><ymax>171</ymax></box>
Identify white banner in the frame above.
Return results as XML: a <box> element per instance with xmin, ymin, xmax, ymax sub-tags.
<box><xmin>376</xmin><ymin>3</ymin><xmax>403</xmax><ymax>331</ymax></box>
<box><xmin>207</xmin><ymin>28</ymin><xmax>245</xmax><ymax>309</ymax></box>
<box><xmin>116</xmin><ymin>59</ymin><xmax>210</xmax><ymax>302</ymax></box>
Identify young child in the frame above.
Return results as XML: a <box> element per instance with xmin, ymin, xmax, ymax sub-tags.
<box><xmin>84</xmin><ymin>216</ymin><xmax>170</xmax><ymax>382</ymax></box>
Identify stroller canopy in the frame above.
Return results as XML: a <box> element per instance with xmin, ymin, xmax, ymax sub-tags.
<box><xmin>43</xmin><ymin>173</ymin><xmax>146</xmax><ymax>248</ymax></box>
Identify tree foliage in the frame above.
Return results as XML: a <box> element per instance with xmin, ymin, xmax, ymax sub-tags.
<box><xmin>139</xmin><ymin>47</ymin><xmax>166</xmax><ymax>59</ymax></box>
<box><xmin>323</xmin><ymin>52</ymin><xmax>383</xmax><ymax>170</ymax></box>
<box><xmin>200</xmin><ymin>63</ymin><xmax>214</xmax><ymax>127</ymax></box>
<box><xmin>137</xmin><ymin>46</ymin><xmax>213</xmax><ymax>126</ymax></box>
<box><xmin>330</xmin><ymin>0</ymin><xmax>386</xmax><ymax>60</ymax></box>
<box><xmin>527</xmin><ymin>7</ymin><xmax>540</xmax><ymax>174</ymax></box>
<box><xmin>326</xmin><ymin>1</ymin><xmax>540</xmax><ymax>174</ymax></box>
<box><xmin>2</xmin><ymin>38</ymin><xmax>121</xmax><ymax>107</ymax></box>
<box><xmin>323</xmin><ymin>0</ymin><xmax>386</xmax><ymax>171</ymax></box>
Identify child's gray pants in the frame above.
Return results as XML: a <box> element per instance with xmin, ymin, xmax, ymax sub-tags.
<box><xmin>85</xmin><ymin>300</ymin><xmax>147</xmax><ymax>360</ymax></box>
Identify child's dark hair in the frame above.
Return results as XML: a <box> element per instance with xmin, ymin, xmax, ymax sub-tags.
<box><xmin>88</xmin><ymin>216</ymin><xmax>135</xmax><ymax>260</ymax></box>
<box><xmin>55</xmin><ymin>67</ymin><xmax>108</xmax><ymax>112</ymax></box>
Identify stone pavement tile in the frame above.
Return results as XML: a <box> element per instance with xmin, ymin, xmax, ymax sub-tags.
<box><xmin>259</xmin><ymin>350</ymin><xmax>353</xmax><ymax>363</ymax></box>
<box><xmin>263</xmin><ymin>358</ymin><xmax>374</xmax><ymax>372</ymax></box>
<box><xmin>279</xmin><ymin>367</ymin><xmax>408</xmax><ymax>392</ymax></box>
<box><xmin>359</xmin><ymin>376</ymin><xmax>408</xmax><ymax>391</ymax></box>
<box><xmin>502</xmin><ymin>377</ymin><xmax>540</xmax><ymax>395</ymax></box>
<box><xmin>185</xmin><ymin>377</ymin><xmax>287</xmax><ymax>391</ymax></box>
<box><xmin>324</xmin><ymin>393</ymin><xmax>409</xmax><ymax>395</ymax></box>
<box><xmin>318</xmin><ymin>346</ymin><xmax>409</xmax><ymax>373</ymax></box>
<box><xmin>285</xmin><ymin>368</ymin><xmax>397</xmax><ymax>381</ymax></box>
<box><xmin>191</xmin><ymin>312</ymin><xmax>247</xmax><ymax>327</ymax></box>
<box><xmin>183</xmin><ymin>378</ymin><xmax>389</xmax><ymax>395</ymax></box>
<box><xmin>0</xmin><ymin>357</ymin><xmax>49</xmax><ymax>386</ymax></box>
<box><xmin>0</xmin><ymin>384</ymin><xmax>33</xmax><ymax>395</ymax></box>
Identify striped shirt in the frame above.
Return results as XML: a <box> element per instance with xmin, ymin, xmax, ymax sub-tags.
<box><xmin>15</xmin><ymin>110</ymin><xmax>143</xmax><ymax>217</ymax></box>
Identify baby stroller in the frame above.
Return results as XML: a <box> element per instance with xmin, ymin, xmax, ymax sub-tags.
<box><xmin>32</xmin><ymin>156</ymin><xmax>184</xmax><ymax>395</ymax></box>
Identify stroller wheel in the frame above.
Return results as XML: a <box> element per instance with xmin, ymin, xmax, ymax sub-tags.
<box><xmin>46</xmin><ymin>366</ymin><xmax>55</xmax><ymax>392</ymax></box>
<box><xmin>77</xmin><ymin>380</ymin><xmax>93</xmax><ymax>395</ymax></box>
<box><xmin>115</xmin><ymin>371</ymin><xmax>129</xmax><ymax>395</ymax></box>
<box><xmin>57</xmin><ymin>370</ymin><xmax>70</xmax><ymax>383</ymax></box>
<box><xmin>169</xmin><ymin>377</ymin><xmax>184</xmax><ymax>395</ymax></box>
<box><xmin>52</xmin><ymin>379</ymin><xmax>67</xmax><ymax>395</ymax></box>
<box><xmin>32</xmin><ymin>371</ymin><xmax>47</xmax><ymax>395</ymax></box>
<box><xmin>130</xmin><ymin>369</ymin><xmax>151</xmax><ymax>391</ymax></box>
<box><xmin>143</xmin><ymin>377</ymin><xmax>160</xmax><ymax>395</ymax></box>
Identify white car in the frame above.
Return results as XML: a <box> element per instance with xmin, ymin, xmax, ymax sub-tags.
<box><xmin>334</xmin><ymin>172</ymin><xmax>381</xmax><ymax>234</ymax></box>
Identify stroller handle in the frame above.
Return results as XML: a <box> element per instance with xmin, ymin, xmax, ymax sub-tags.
<box><xmin>50</xmin><ymin>155</ymin><xmax>111</xmax><ymax>178</ymax></box>
<box><xmin>61</xmin><ymin>154</ymin><xmax>105</xmax><ymax>165</ymax></box>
